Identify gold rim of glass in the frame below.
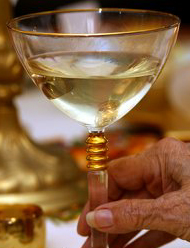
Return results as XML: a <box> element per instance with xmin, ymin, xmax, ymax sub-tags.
<box><xmin>7</xmin><ymin>8</ymin><xmax>180</xmax><ymax>37</ymax></box>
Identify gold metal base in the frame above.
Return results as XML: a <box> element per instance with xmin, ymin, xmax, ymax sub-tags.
<box><xmin>0</xmin><ymin>180</ymin><xmax>87</xmax><ymax>214</ymax></box>
<box><xmin>0</xmin><ymin>102</ymin><xmax>86</xmax><ymax>213</ymax></box>
<box><xmin>0</xmin><ymin>0</ymin><xmax>88</xmax><ymax>214</ymax></box>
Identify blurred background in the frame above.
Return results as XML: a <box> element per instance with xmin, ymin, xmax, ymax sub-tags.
<box><xmin>13</xmin><ymin>0</ymin><xmax>187</xmax><ymax>23</ymax></box>
<box><xmin>1</xmin><ymin>1</ymin><xmax>190</xmax><ymax>248</ymax></box>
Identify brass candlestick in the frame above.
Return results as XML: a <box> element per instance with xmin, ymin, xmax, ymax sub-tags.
<box><xmin>0</xmin><ymin>0</ymin><xmax>86</xmax><ymax>214</ymax></box>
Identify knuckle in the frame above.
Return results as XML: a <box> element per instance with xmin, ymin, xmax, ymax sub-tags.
<box><xmin>113</xmin><ymin>199</ymin><xmax>136</xmax><ymax>232</ymax></box>
<box><xmin>107</xmin><ymin>155</ymin><xmax>134</xmax><ymax>179</ymax></box>
<box><xmin>124</xmin><ymin>200</ymin><xmax>138</xmax><ymax>227</ymax></box>
<box><xmin>114</xmin><ymin>200</ymin><xmax>151</xmax><ymax>231</ymax></box>
<box><xmin>108</xmin><ymin>157</ymin><xmax>123</xmax><ymax>172</ymax></box>
<box><xmin>153</xmin><ymin>137</ymin><xmax>187</xmax><ymax>165</ymax></box>
<box><xmin>162</xmin><ymin>193</ymin><xmax>190</xmax><ymax>240</ymax></box>
<box><xmin>156</xmin><ymin>137</ymin><xmax>183</xmax><ymax>153</ymax></box>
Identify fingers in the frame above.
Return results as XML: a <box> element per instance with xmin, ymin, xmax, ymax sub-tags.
<box><xmin>108</xmin><ymin>154</ymin><xmax>149</xmax><ymax>192</ymax></box>
<box><xmin>77</xmin><ymin>202</ymin><xmax>90</xmax><ymax>236</ymax></box>
<box><xmin>78</xmin><ymin>187</ymin><xmax>152</xmax><ymax>236</ymax></box>
<box><xmin>79</xmin><ymin>138</ymin><xmax>190</xmax><ymax>241</ymax></box>
<box><xmin>126</xmin><ymin>230</ymin><xmax>175</xmax><ymax>248</ymax></box>
<box><xmin>108</xmin><ymin>137</ymin><xmax>190</xmax><ymax>198</ymax></box>
<box><xmin>107</xmin><ymin>151</ymin><xmax>163</xmax><ymax>199</ymax></box>
<box><xmin>86</xmin><ymin>198</ymin><xmax>155</xmax><ymax>233</ymax></box>
<box><xmin>155</xmin><ymin>138</ymin><xmax>190</xmax><ymax>186</ymax></box>
<box><xmin>108</xmin><ymin>170</ymin><xmax>124</xmax><ymax>201</ymax></box>
<box><xmin>86</xmin><ymin>191</ymin><xmax>190</xmax><ymax>240</ymax></box>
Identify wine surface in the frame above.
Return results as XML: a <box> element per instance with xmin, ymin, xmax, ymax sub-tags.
<box><xmin>28</xmin><ymin>52</ymin><xmax>161</xmax><ymax>129</ymax></box>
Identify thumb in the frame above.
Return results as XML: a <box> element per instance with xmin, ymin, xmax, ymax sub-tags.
<box><xmin>86</xmin><ymin>192</ymin><xmax>190</xmax><ymax>239</ymax></box>
<box><xmin>86</xmin><ymin>198</ymin><xmax>155</xmax><ymax>233</ymax></box>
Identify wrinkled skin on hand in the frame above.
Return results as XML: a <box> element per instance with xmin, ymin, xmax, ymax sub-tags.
<box><xmin>78</xmin><ymin>138</ymin><xmax>190</xmax><ymax>248</ymax></box>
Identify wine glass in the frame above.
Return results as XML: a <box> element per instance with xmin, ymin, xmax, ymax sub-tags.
<box><xmin>7</xmin><ymin>9</ymin><xmax>180</xmax><ymax>248</ymax></box>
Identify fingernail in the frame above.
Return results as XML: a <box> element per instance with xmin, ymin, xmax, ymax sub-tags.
<box><xmin>86</xmin><ymin>209</ymin><xmax>113</xmax><ymax>228</ymax></box>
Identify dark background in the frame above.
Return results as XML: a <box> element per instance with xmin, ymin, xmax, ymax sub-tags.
<box><xmin>14</xmin><ymin>0</ymin><xmax>186</xmax><ymax>24</ymax></box>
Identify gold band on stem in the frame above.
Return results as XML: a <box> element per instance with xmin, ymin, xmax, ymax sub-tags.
<box><xmin>86</xmin><ymin>132</ymin><xmax>108</xmax><ymax>171</ymax></box>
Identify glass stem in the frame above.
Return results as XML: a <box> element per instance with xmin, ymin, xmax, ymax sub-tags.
<box><xmin>86</xmin><ymin>131</ymin><xmax>108</xmax><ymax>248</ymax></box>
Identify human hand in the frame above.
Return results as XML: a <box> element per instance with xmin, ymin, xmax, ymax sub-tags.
<box><xmin>78</xmin><ymin>138</ymin><xmax>190</xmax><ymax>248</ymax></box>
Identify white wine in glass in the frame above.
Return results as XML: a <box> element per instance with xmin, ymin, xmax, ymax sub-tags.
<box><xmin>29</xmin><ymin>51</ymin><xmax>161</xmax><ymax>130</ymax></box>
